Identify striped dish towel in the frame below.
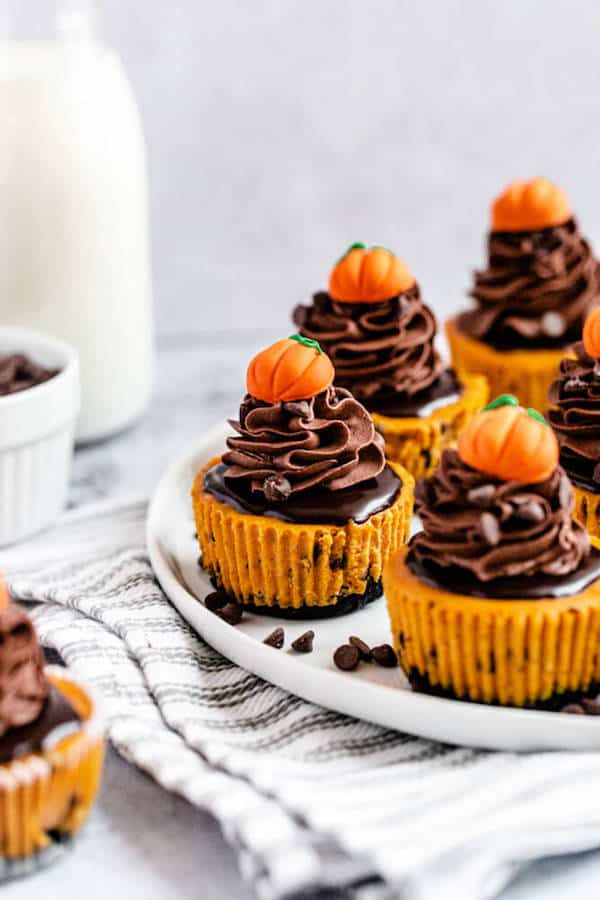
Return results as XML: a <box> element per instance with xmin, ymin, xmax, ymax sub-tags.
<box><xmin>6</xmin><ymin>498</ymin><xmax>600</xmax><ymax>900</ymax></box>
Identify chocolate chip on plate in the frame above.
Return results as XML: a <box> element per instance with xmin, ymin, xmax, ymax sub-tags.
<box><xmin>581</xmin><ymin>698</ymin><xmax>600</xmax><ymax>716</ymax></box>
<box><xmin>205</xmin><ymin>590</ymin><xmax>229</xmax><ymax>612</ymax></box>
<box><xmin>215</xmin><ymin>602</ymin><xmax>243</xmax><ymax>625</ymax></box>
<box><xmin>560</xmin><ymin>703</ymin><xmax>585</xmax><ymax>715</ymax></box>
<box><xmin>371</xmin><ymin>644</ymin><xmax>398</xmax><ymax>668</ymax></box>
<box><xmin>263</xmin><ymin>627</ymin><xmax>285</xmax><ymax>649</ymax></box>
<box><xmin>333</xmin><ymin>644</ymin><xmax>360</xmax><ymax>671</ymax></box>
<box><xmin>291</xmin><ymin>630</ymin><xmax>314</xmax><ymax>653</ymax></box>
<box><xmin>349</xmin><ymin>636</ymin><xmax>371</xmax><ymax>661</ymax></box>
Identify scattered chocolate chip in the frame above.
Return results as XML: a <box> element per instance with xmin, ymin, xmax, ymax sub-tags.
<box><xmin>291</xmin><ymin>630</ymin><xmax>314</xmax><ymax>653</ymax></box>
<box><xmin>263</xmin><ymin>474</ymin><xmax>292</xmax><ymax>502</ymax></box>
<box><xmin>560</xmin><ymin>703</ymin><xmax>585</xmax><ymax>715</ymax></box>
<box><xmin>283</xmin><ymin>400</ymin><xmax>311</xmax><ymax>419</ymax></box>
<box><xmin>371</xmin><ymin>644</ymin><xmax>398</xmax><ymax>668</ymax></box>
<box><xmin>333</xmin><ymin>644</ymin><xmax>360</xmax><ymax>671</ymax></box>
<box><xmin>205</xmin><ymin>590</ymin><xmax>229</xmax><ymax>612</ymax></box>
<box><xmin>581</xmin><ymin>698</ymin><xmax>600</xmax><ymax>716</ymax></box>
<box><xmin>479</xmin><ymin>511</ymin><xmax>501</xmax><ymax>546</ymax></box>
<box><xmin>263</xmin><ymin>627</ymin><xmax>285</xmax><ymax>648</ymax></box>
<box><xmin>215</xmin><ymin>602</ymin><xmax>243</xmax><ymax>625</ymax></box>
<box><xmin>349</xmin><ymin>636</ymin><xmax>372</xmax><ymax>661</ymax></box>
<box><xmin>514</xmin><ymin>501</ymin><xmax>545</xmax><ymax>523</ymax></box>
<box><xmin>467</xmin><ymin>484</ymin><xmax>496</xmax><ymax>507</ymax></box>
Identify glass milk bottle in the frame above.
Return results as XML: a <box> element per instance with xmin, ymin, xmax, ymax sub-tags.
<box><xmin>0</xmin><ymin>1</ymin><xmax>153</xmax><ymax>441</ymax></box>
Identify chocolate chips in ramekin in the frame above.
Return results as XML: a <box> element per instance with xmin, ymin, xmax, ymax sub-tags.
<box><xmin>0</xmin><ymin>354</ymin><xmax>59</xmax><ymax>396</ymax></box>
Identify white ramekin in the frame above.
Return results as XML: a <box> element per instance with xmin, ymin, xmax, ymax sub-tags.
<box><xmin>0</xmin><ymin>327</ymin><xmax>80</xmax><ymax>546</ymax></box>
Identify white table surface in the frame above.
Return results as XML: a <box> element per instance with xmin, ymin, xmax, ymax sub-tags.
<box><xmin>5</xmin><ymin>333</ymin><xmax>600</xmax><ymax>900</ymax></box>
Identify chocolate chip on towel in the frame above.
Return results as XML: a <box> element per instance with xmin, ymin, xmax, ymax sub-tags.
<box><xmin>205</xmin><ymin>591</ymin><xmax>229</xmax><ymax>612</ymax></box>
<box><xmin>263</xmin><ymin>627</ymin><xmax>285</xmax><ymax>649</ymax></box>
<box><xmin>215</xmin><ymin>602</ymin><xmax>243</xmax><ymax>625</ymax></box>
<box><xmin>334</xmin><ymin>644</ymin><xmax>360</xmax><ymax>671</ymax></box>
<box><xmin>349</xmin><ymin>636</ymin><xmax>371</xmax><ymax>661</ymax></box>
<box><xmin>291</xmin><ymin>630</ymin><xmax>314</xmax><ymax>653</ymax></box>
<box><xmin>372</xmin><ymin>644</ymin><xmax>398</xmax><ymax>668</ymax></box>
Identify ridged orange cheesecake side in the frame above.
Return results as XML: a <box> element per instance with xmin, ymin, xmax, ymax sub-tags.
<box><xmin>193</xmin><ymin>457</ymin><xmax>413</xmax><ymax>613</ymax></box>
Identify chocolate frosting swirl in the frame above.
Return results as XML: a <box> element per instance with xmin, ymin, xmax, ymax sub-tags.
<box><xmin>293</xmin><ymin>286</ymin><xmax>445</xmax><ymax>401</ymax></box>
<box><xmin>410</xmin><ymin>449</ymin><xmax>589</xmax><ymax>582</ymax></box>
<box><xmin>459</xmin><ymin>219</ymin><xmax>600</xmax><ymax>349</ymax></box>
<box><xmin>0</xmin><ymin>603</ymin><xmax>48</xmax><ymax>737</ymax></box>
<box><xmin>223</xmin><ymin>386</ymin><xmax>386</xmax><ymax>499</ymax></box>
<box><xmin>549</xmin><ymin>342</ymin><xmax>600</xmax><ymax>489</ymax></box>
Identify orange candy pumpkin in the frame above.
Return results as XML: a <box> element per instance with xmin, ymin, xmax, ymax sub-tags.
<box><xmin>247</xmin><ymin>335</ymin><xmax>334</xmax><ymax>403</ymax></box>
<box><xmin>328</xmin><ymin>243</ymin><xmax>415</xmax><ymax>303</ymax></box>
<box><xmin>458</xmin><ymin>395</ymin><xmax>558</xmax><ymax>484</ymax></box>
<box><xmin>583</xmin><ymin>307</ymin><xmax>600</xmax><ymax>359</ymax></box>
<box><xmin>491</xmin><ymin>178</ymin><xmax>572</xmax><ymax>232</ymax></box>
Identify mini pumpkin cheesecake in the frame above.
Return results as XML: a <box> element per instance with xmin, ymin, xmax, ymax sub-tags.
<box><xmin>293</xmin><ymin>243</ymin><xmax>488</xmax><ymax>478</ymax></box>
<box><xmin>384</xmin><ymin>395</ymin><xmax>600</xmax><ymax>708</ymax></box>
<box><xmin>0</xmin><ymin>580</ymin><xmax>104</xmax><ymax>872</ymax></box>
<box><xmin>192</xmin><ymin>334</ymin><xmax>414</xmax><ymax>617</ymax></box>
<box><xmin>549</xmin><ymin>307</ymin><xmax>600</xmax><ymax>536</ymax></box>
<box><xmin>447</xmin><ymin>178</ymin><xmax>600</xmax><ymax>411</ymax></box>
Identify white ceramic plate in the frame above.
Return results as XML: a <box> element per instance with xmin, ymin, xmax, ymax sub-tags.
<box><xmin>147</xmin><ymin>423</ymin><xmax>600</xmax><ymax>751</ymax></box>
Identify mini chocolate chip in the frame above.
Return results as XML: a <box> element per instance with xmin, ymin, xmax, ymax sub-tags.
<box><xmin>291</xmin><ymin>630</ymin><xmax>314</xmax><ymax>653</ymax></box>
<box><xmin>563</xmin><ymin>376</ymin><xmax>587</xmax><ymax>395</ymax></box>
<box><xmin>283</xmin><ymin>400</ymin><xmax>311</xmax><ymax>419</ymax></box>
<box><xmin>561</xmin><ymin>703</ymin><xmax>585</xmax><ymax>715</ymax></box>
<box><xmin>479</xmin><ymin>511</ymin><xmax>500</xmax><ymax>546</ymax></box>
<box><xmin>514</xmin><ymin>501</ymin><xmax>545</xmax><ymax>523</ymax></box>
<box><xmin>215</xmin><ymin>602</ymin><xmax>243</xmax><ymax>625</ymax></box>
<box><xmin>541</xmin><ymin>311</ymin><xmax>565</xmax><ymax>338</ymax></box>
<box><xmin>349</xmin><ymin>636</ymin><xmax>372</xmax><ymax>661</ymax></box>
<box><xmin>581</xmin><ymin>698</ymin><xmax>600</xmax><ymax>716</ymax></box>
<box><xmin>263</xmin><ymin>627</ymin><xmax>285</xmax><ymax>648</ymax></box>
<box><xmin>467</xmin><ymin>484</ymin><xmax>496</xmax><ymax>507</ymax></box>
<box><xmin>263</xmin><ymin>474</ymin><xmax>292</xmax><ymax>502</ymax></box>
<box><xmin>333</xmin><ymin>644</ymin><xmax>360</xmax><ymax>671</ymax></box>
<box><xmin>205</xmin><ymin>590</ymin><xmax>229</xmax><ymax>612</ymax></box>
<box><xmin>371</xmin><ymin>644</ymin><xmax>398</xmax><ymax>668</ymax></box>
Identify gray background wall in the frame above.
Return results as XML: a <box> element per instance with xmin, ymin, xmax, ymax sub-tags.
<box><xmin>102</xmin><ymin>0</ymin><xmax>600</xmax><ymax>337</ymax></box>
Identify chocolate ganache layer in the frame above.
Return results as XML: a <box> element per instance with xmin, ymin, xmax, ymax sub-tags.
<box><xmin>549</xmin><ymin>342</ymin><xmax>600</xmax><ymax>493</ymax></box>
<box><xmin>293</xmin><ymin>289</ymin><xmax>459</xmax><ymax>416</ymax></box>
<box><xmin>204</xmin><ymin>385</ymin><xmax>401</xmax><ymax>525</ymax></box>
<box><xmin>0</xmin><ymin>602</ymin><xmax>81</xmax><ymax>763</ymax></box>
<box><xmin>459</xmin><ymin>219</ymin><xmax>600</xmax><ymax>350</ymax></box>
<box><xmin>407</xmin><ymin>448</ymin><xmax>597</xmax><ymax>599</ymax></box>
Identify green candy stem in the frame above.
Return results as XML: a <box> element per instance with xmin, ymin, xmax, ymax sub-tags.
<box><xmin>526</xmin><ymin>408</ymin><xmax>548</xmax><ymax>426</ymax></box>
<box><xmin>483</xmin><ymin>394</ymin><xmax>519</xmax><ymax>411</ymax></box>
<box><xmin>337</xmin><ymin>242</ymin><xmax>365</xmax><ymax>263</ymax></box>
<box><xmin>289</xmin><ymin>333</ymin><xmax>323</xmax><ymax>354</ymax></box>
